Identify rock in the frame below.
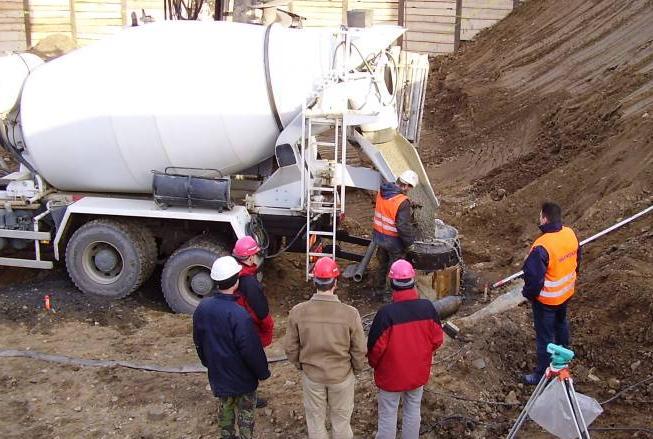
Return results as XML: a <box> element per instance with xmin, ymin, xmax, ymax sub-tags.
<box><xmin>110</xmin><ymin>396</ymin><xmax>119</xmax><ymax>403</ymax></box>
<box><xmin>587</xmin><ymin>373</ymin><xmax>601</xmax><ymax>383</ymax></box>
<box><xmin>147</xmin><ymin>407</ymin><xmax>166</xmax><ymax>421</ymax></box>
<box><xmin>284</xmin><ymin>380</ymin><xmax>296</xmax><ymax>387</ymax></box>
<box><xmin>631</xmin><ymin>360</ymin><xmax>641</xmax><ymax>372</ymax></box>
<box><xmin>490</xmin><ymin>188</ymin><xmax>507</xmax><ymax>201</ymax></box>
<box><xmin>264</xmin><ymin>408</ymin><xmax>273</xmax><ymax>417</ymax></box>
<box><xmin>205</xmin><ymin>384</ymin><xmax>211</xmax><ymax>391</ymax></box>
<box><xmin>471</xmin><ymin>358</ymin><xmax>486</xmax><ymax>370</ymax></box>
<box><xmin>74</xmin><ymin>406</ymin><xmax>82</xmax><ymax>412</ymax></box>
<box><xmin>607</xmin><ymin>378</ymin><xmax>620</xmax><ymax>390</ymax></box>
<box><xmin>505</xmin><ymin>390</ymin><xmax>519</xmax><ymax>405</ymax></box>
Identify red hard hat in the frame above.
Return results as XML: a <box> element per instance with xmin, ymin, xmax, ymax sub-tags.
<box><xmin>233</xmin><ymin>236</ymin><xmax>261</xmax><ymax>259</ymax></box>
<box><xmin>388</xmin><ymin>259</ymin><xmax>416</xmax><ymax>280</ymax></box>
<box><xmin>313</xmin><ymin>257</ymin><xmax>340</xmax><ymax>279</ymax></box>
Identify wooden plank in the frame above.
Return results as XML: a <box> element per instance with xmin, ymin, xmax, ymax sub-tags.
<box><xmin>405</xmin><ymin>30</ymin><xmax>455</xmax><ymax>43</ymax></box>
<box><xmin>454</xmin><ymin>0</ymin><xmax>461</xmax><ymax>49</ymax></box>
<box><xmin>74</xmin><ymin>0</ymin><xmax>122</xmax><ymax>4</ymax></box>
<box><xmin>405</xmin><ymin>20</ymin><xmax>454</xmax><ymax>32</ymax></box>
<box><xmin>405</xmin><ymin>13</ymin><xmax>455</xmax><ymax>23</ymax></box>
<box><xmin>405</xmin><ymin>1</ymin><xmax>455</xmax><ymax>10</ymax></box>
<box><xmin>0</xmin><ymin>41</ymin><xmax>27</xmax><ymax>52</ymax></box>
<box><xmin>0</xmin><ymin>23</ymin><xmax>26</xmax><ymax>31</ymax></box>
<box><xmin>28</xmin><ymin>0</ymin><xmax>69</xmax><ymax>6</ymax></box>
<box><xmin>404</xmin><ymin>8</ymin><xmax>455</xmax><ymax>17</ymax></box>
<box><xmin>31</xmin><ymin>24</ymin><xmax>72</xmax><ymax>32</ymax></box>
<box><xmin>461</xmin><ymin>7</ymin><xmax>511</xmax><ymax>19</ymax></box>
<box><xmin>73</xmin><ymin>3</ymin><xmax>122</xmax><ymax>12</ymax></box>
<box><xmin>0</xmin><ymin>10</ymin><xmax>24</xmax><ymax>18</ymax></box>
<box><xmin>404</xmin><ymin>40</ymin><xmax>454</xmax><ymax>53</ymax></box>
<box><xmin>0</xmin><ymin>30</ymin><xmax>26</xmax><ymax>40</ymax></box>
<box><xmin>75</xmin><ymin>18</ymin><xmax>124</xmax><ymax>26</ymax></box>
<box><xmin>462</xmin><ymin>0</ymin><xmax>512</xmax><ymax>9</ymax></box>
<box><xmin>461</xmin><ymin>17</ymin><xmax>499</xmax><ymax>28</ymax></box>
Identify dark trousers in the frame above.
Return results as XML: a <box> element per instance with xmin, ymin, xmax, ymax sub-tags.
<box><xmin>375</xmin><ymin>245</ymin><xmax>404</xmax><ymax>291</ymax></box>
<box><xmin>532</xmin><ymin>300</ymin><xmax>570</xmax><ymax>375</ymax></box>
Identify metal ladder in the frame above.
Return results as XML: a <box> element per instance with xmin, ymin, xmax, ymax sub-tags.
<box><xmin>302</xmin><ymin>110</ymin><xmax>348</xmax><ymax>280</ymax></box>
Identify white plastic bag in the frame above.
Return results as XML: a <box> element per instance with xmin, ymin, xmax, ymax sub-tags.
<box><xmin>529</xmin><ymin>379</ymin><xmax>603</xmax><ymax>439</ymax></box>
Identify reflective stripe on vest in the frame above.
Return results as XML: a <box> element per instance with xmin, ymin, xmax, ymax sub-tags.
<box><xmin>373</xmin><ymin>192</ymin><xmax>408</xmax><ymax>238</ymax></box>
<box><xmin>531</xmin><ymin>226</ymin><xmax>579</xmax><ymax>306</ymax></box>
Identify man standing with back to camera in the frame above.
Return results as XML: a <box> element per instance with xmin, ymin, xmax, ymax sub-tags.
<box><xmin>522</xmin><ymin>202</ymin><xmax>580</xmax><ymax>385</ymax></box>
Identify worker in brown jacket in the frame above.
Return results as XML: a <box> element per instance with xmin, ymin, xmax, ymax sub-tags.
<box><xmin>283</xmin><ymin>257</ymin><xmax>367</xmax><ymax>439</ymax></box>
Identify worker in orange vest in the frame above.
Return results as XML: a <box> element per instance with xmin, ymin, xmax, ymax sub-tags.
<box><xmin>521</xmin><ymin>202</ymin><xmax>581</xmax><ymax>385</ymax></box>
<box><xmin>372</xmin><ymin>170</ymin><xmax>419</xmax><ymax>297</ymax></box>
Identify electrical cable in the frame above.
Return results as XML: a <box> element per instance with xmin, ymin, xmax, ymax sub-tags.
<box><xmin>264</xmin><ymin>222</ymin><xmax>308</xmax><ymax>259</ymax></box>
<box><xmin>589</xmin><ymin>426</ymin><xmax>653</xmax><ymax>434</ymax></box>
<box><xmin>600</xmin><ymin>375</ymin><xmax>653</xmax><ymax>406</ymax></box>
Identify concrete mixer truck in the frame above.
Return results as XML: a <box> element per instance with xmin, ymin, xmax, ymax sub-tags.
<box><xmin>0</xmin><ymin>21</ymin><xmax>459</xmax><ymax>313</ymax></box>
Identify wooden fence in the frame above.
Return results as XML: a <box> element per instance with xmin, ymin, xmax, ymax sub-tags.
<box><xmin>1</xmin><ymin>0</ymin><xmax>519</xmax><ymax>56</ymax></box>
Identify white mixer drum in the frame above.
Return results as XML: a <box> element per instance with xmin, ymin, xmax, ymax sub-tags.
<box><xmin>19</xmin><ymin>21</ymin><xmax>403</xmax><ymax>193</ymax></box>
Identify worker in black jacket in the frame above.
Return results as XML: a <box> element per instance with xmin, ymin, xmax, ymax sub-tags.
<box><xmin>372</xmin><ymin>170</ymin><xmax>419</xmax><ymax>297</ymax></box>
<box><xmin>193</xmin><ymin>256</ymin><xmax>271</xmax><ymax>439</ymax></box>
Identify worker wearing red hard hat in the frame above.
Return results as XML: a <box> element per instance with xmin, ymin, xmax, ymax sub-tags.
<box><xmin>367</xmin><ymin>259</ymin><xmax>444</xmax><ymax>439</ymax></box>
<box><xmin>232</xmin><ymin>236</ymin><xmax>275</xmax><ymax>409</ymax></box>
<box><xmin>284</xmin><ymin>257</ymin><xmax>367</xmax><ymax>439</ymax></box>
<box><xmin>372</xmin><ymin>170</ymin><xmax>419</xmax><ymax>299</ymax></box>
<box><xmin>232</xmin><ymin>236</ymin><xmax>274</xmax><ymax>348</ymax></box>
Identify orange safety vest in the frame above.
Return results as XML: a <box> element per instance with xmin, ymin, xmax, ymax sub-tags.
<box><xmin>373</xmin><ymin>193</ymin><xmax>408</xmax><ymax>238</ymax></box>
<box><xmin>530</xmin><ymin>226</ymin><xmax>579</xmax><ymax>306</ymax></box>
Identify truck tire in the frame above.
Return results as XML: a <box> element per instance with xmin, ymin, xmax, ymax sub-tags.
<box><xmin>161</xmin><ymin>237</ymin><xmax>229</xmax><ymax>314</ymax></box>
<box><xmin>131</xmin><ymin>223</ymin><xmax>157</xmax><ymax>281</ymax></box>
<box><xmin>65</xmin><ymin>219</ymin><xmax>152</xmax><ymax>299</ymax></box>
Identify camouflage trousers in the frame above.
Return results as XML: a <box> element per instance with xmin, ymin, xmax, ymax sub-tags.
<box><xmin>218</xmin><ymin>391</ymin><xmax>256</xmax><ymax>439</ymax></box>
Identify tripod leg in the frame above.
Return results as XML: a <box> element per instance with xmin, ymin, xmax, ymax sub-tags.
<box><xmin>560</xmin><ymin>380</ymin><xmax>585</xmax><ymax>439</ymax></box>
<box><xmin>566</xmin><ymin>378</ymin><xmax>591</xmax><ymax>439</ymax></box>
<box><xmin>507</xmin><ymin>375</ymin><xmax>549</xmax><ymax>439</ymax></box>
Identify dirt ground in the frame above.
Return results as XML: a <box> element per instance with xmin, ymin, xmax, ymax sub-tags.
<box><xmin>2</xmin><ymin>0</ymin><xmax>653</xmax><ymax>437</ymax></box>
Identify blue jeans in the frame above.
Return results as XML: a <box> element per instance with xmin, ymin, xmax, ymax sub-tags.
<box><xmin>532</xmin><ymin>300</ymin><xmax>570</xmax><ymax>375</ymax></box>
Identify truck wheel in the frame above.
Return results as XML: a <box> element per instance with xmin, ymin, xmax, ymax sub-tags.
<box><xmin>66</xmin><ymin>219</ymin><xmax>152</xmax><ymax>299</ymax></box>
<box><xmin>161</xmin><ymin>237</ymin><xmax>229</xmax><ymax>314</ymax></box>
<box><xmin>132</xmin><ymin>224</ymin><xmax>158</xmax><ymax>280</ymax></box>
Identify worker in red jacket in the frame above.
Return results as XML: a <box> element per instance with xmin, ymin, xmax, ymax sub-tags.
<box><xmin>367</xmin><ymin>259</ymin><xmax>444</xmax><ymax>439</ymax></box>
<box><xmin>232</xmin><ymin>236</ymin><xmax>274</xmax><ymax>347</ymax></box>
<box><xmin>232</xmin><ymin>236</ymin><xmax>275</xmax><ymax>409</ymax></box>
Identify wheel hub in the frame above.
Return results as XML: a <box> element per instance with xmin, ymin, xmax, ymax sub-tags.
<box><xmin>190</xmin><ymin>271</ymin><xmax>213</xmax><ymax>296</ymax></box>
<box><xmin>94</xmin><ymin>248</ymin><xmax>119</xmax><ymax>273</ymax></box>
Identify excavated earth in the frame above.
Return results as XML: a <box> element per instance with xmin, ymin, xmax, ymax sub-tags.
<box><xmin>2</xmin><ymin>0</ymin><xmax>653</xmax><ymax>437</ymax></box>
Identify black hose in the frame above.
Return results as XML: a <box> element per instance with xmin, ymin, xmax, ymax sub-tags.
<box><xmin>0</xmin><ymin>121</ymin><xmax>36</xmax><ymax>175</ymax></box>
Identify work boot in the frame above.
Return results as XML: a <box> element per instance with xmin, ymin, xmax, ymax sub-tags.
<box><xmin>256</xmin><ymin>396</ymin><xmax>268</xmax><ymax>408</ymax></box>
<box><xmin>522</xmin><ymin>373</ymin><xmax>543</xmax><ymax>386</ymax></box>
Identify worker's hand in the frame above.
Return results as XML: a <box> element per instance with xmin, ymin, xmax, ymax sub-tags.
<box><xmin>405</xmin><ymin>244</ymin><xmax>416</xmax><ymax>254</ymax></box>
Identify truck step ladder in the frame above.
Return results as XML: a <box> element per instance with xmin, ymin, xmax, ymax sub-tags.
<box><xmin>302</xmin><ymin>109</ymin><xmax>349</xmax><ymax>280</ymax></box>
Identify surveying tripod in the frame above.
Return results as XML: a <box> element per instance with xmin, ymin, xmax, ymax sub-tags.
<box><xmin>507</xmin><ymin>344</ymin><xmax>590</xmax><ymax>439</ymax></box>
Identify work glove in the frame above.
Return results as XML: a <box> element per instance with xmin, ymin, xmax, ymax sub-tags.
<box><xmin>405</xmin><ymin>244</ymin><xmax>416</xmax><ymax>254</ymax></box>
<box><xmin>410</xmin><ymin>201</ymin><xmax>423</xmax><ymax>210</ymax></box>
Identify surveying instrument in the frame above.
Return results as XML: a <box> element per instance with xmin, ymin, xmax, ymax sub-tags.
<box><xmin>507</xmin><ymin>344</ymin><xmax>591</xmax><ymax>439</ymax></box>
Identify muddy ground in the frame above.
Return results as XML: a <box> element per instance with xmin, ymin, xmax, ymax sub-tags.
<box><xmin>2</xmin><ymin>0</ymin><xmax>653</xmax><ymax>437</ymax></box>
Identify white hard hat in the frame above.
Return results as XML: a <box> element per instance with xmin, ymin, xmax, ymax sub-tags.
<box><xmin>210</xmin><ymin>256</ymin><xmax>242</xmax><ymax>281</ymax></box>
<box><xmin>398</xmin><ymin>170</ymin><xmax>419</xmax><ymax>187</ymax></box>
